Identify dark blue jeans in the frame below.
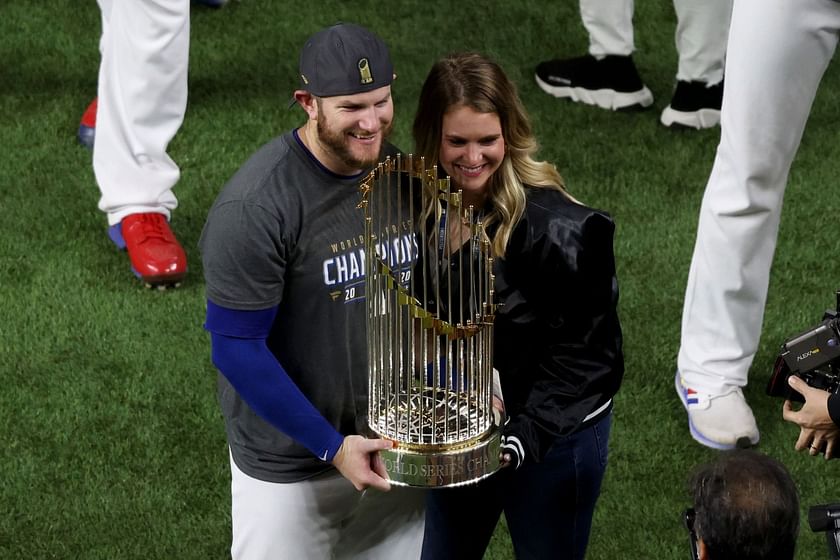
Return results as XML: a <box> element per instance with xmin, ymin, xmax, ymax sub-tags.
<box><xmin>420</xmin><ymin>413</ymin><xmax>612</xmax><ymax>560</ymax></box>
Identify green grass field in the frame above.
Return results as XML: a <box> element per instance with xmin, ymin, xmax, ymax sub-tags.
<box><xmin>3</xmin><ymin>1</ymin><xmax>840</xmax><ymax>558</ymax></box>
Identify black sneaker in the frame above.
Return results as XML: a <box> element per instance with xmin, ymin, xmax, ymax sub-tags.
<box><xmin>535</xmin><ymin>54</ymin><xmax>654</xmax><ymax>111</ymax></box>
<box><xmin>660</xmin><ymin>80</ymin><xmax>723</xmax><ymax>129</ymax></box>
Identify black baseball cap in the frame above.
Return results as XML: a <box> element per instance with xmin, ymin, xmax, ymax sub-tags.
<box><xmin>297</xmin><ymin>23</ymin><xmax>394</xmax><ymax>97</ymax></box>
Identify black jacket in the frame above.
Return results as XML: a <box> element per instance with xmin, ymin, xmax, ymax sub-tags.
<box><xmin>494</xmin><ymin>186</ymin><xmax>624</xmax><ymax>464</ymax></box>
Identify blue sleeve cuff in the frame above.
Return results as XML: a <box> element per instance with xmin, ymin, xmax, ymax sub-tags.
<box><xmin>205</xmin><ymin>299</ymin><xmax>278</xmax><ymax>338</ymax></box>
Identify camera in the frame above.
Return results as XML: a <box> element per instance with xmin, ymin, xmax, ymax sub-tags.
<box><xmin>810</xmin><ymin>503</ymin><xmax>840</xmax><ymax>560</ymax></box>
<box><xmin>766</xmin><ymin>296</ymin><xmax>840</xmax><ymax>402</ymax></box>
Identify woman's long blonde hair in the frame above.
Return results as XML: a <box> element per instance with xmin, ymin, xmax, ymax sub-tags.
<box><xmin>413</xmin><ymin>52</ymin><xmax>572</xmax><ymax>257</ymax></box>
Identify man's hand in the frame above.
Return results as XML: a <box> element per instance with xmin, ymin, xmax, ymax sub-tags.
<box><xmin>331</xmin><ymin>435</ymin><xmax>393</xmax><ymax>491</ymax></box>
<box><xmin>782</xmin><ymin>376</ymin><xmax>839</xmax><ymax>459</ymax></box>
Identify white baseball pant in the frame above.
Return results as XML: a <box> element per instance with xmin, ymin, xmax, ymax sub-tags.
<box><xmin>678</xmin><ymin>0</ymin><xmax>840</xmax><ymax>394</ymax></box>
<box><xmin>229</xmin><ymin>452</ymin><xmax>426</xmax><ymax>560</ymax></box>
<box><xmin>93</xmin><ymin>0</ymin><xmax>189</xmax><ymax>226</ymax></box>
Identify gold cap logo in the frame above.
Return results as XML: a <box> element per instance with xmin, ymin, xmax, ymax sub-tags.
<box><xmin>301</xmin><ymin>74</ymin><xmax>309</xmax><ymax>85</ymax></box>
<box><xmin>358</xmin><ymin>58</ymin><xmax>373</xmax><ymax>85</ymax></box>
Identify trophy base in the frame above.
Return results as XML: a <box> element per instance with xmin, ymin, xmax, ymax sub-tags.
<box><xmin>379</xmin><ymin>427</ymin><xmax>501</xmax><ymax>488</ymax></box>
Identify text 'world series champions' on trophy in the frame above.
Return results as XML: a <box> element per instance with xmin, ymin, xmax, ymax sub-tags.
<box><xmin>359</xmin><ymin>154</ymin><xmax>501</xmax><ymax>488</ymax></box>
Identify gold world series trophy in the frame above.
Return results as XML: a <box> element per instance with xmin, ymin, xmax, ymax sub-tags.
<box><xmin>359</xmin><ymin>154</ymin><xmax>501</xmax><ymax>488</ymax></box>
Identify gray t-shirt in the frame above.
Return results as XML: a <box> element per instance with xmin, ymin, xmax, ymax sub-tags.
<box><xmin>199</xmin><ymin>131</ymin><xmax>413</xmax><ymax>482</ymax></box>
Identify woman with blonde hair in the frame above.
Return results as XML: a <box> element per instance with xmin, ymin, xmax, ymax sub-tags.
<box><xmin>415</xmin><ymin>52</ymin><xmax>624</xmax><ymax>560</ymax></box>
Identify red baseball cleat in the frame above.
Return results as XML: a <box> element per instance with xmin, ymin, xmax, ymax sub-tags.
<box><xmin>78</xmin><ymin>98</ymin><xmax>97</xmax><ymax>149</ymax></box>
<box><xmin>108</xmin><ymin>213</ymin><xmax>187</xmax><ymax>287</ymax></box>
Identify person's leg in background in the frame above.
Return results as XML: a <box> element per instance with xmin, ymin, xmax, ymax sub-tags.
<box><xmin>660</xmin><ymin>0</ymin><xmax>732</xmax><ymax>129</ymax></box>
<box><xmin>677</xmin><ymin>0</ymin><xmax>840</xmax><ymax>449</ymax></box>
<box><xmin>93</xmin><ymin>0</ymin><xmax>189</xmax><ymax>287</ymax></box>
<box><xmin>77</xmin><ymin>1</ymin><xmax>225</xmax><ymax>148</ymax></box>
<box><xmin>534</xmin><ymin>0</ymin><xmax>654</xmax><ymax>111</ymax></box>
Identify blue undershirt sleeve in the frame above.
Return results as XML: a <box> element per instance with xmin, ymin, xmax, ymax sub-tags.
<box><xmin>205</xmin><ymin>300</ymin><xmax>345</xmax><ymax>462</ymax></box>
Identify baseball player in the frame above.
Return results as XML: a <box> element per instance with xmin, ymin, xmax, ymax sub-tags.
<box><xmin>535</xmin><ymin>0</ymin><xmax>732</xmax><ymax>129</ymax></box>
<box><xmin>199</xmin><ymin>23</ymin><xmax>425</xmax><ymax>559</ymax></box>
<box><xmin>676</xmin><ymin>0</ymin><xmax>840</xmax><ymax>450</ymax></box>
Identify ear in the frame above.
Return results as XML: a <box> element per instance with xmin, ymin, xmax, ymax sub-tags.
<box><xmin>697</xmin><ymin>538</ymin><xmax>708</xmax><ymax>560</ymax></box>
<box><xmin>294</xmin><ymin>90</ymin><xmax>318</xmax><ymax>120</ymax></box>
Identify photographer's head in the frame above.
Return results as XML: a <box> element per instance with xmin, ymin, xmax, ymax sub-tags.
<box><xmin>688</xmin><ymin>450</ymin><xmax>799</xmax><ymax>560</ymax></box>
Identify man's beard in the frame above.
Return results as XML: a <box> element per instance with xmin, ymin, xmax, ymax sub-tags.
<box><xmin>316</xmin><ymin>114</ymin><xmax>393</xmax><ymax>171</ymax></box>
